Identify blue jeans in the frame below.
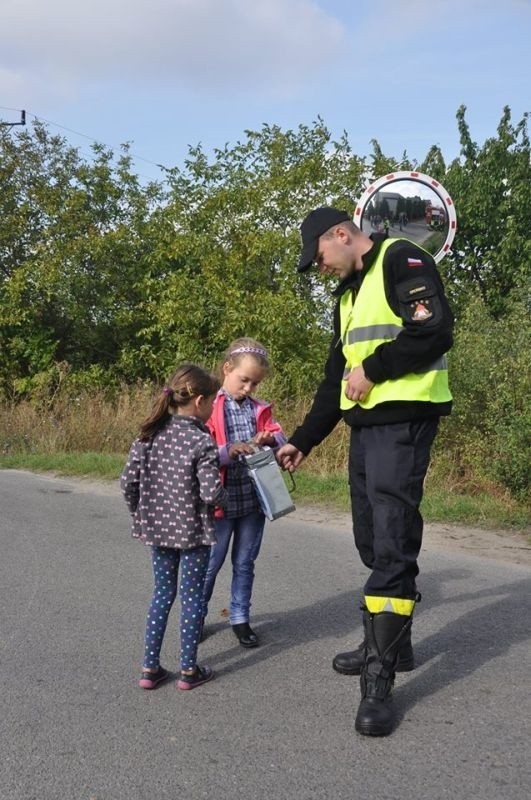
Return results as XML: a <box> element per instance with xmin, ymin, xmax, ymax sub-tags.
<box><xmin>201</xmin><ymin>511</ymin><xmax>265</xmax><ymax>625</ymax></box>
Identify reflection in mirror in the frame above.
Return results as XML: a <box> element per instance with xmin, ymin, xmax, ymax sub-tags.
<box><xmin>355</xmin><ymin>172</ymin><xmax>457</xmax><ymax>263</ymax></box>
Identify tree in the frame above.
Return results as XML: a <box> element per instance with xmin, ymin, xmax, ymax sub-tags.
<box><xmin>130</xmin><ymin>120</ymin><xmax>367</xmax><ymax>391</ymax></box>
<box><xmin>0</xmin><ymin>122</ymin><xmax>165</xmax><ymax>394</ymax></box>
<box><xmin>1</xmin><ymin>107</ymin><xmax>529</xmax><ymax>394</ymax></box>
<box><xmin>442</xmin><ymin>105</ymin><xmax>531</xmax><ymax>316</ymax></box>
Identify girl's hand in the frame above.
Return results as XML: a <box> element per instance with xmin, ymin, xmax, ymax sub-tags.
<box><xmin>228</xmin><ymin>441</ymin><xmax>255</xmax><ymax>459</ymax></box>
<box><xmin>252</xmin><ymin>431</ymin><xmax>276</xmax><ymax>447</ymax></box>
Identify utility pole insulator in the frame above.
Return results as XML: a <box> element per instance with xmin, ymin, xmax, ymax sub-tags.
<box><xmin>0</xmin><ymin>109</ymin><xmax>27</xmax><ymax>130</ymax></box>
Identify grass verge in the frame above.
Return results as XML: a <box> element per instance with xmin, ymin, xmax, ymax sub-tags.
<box><xmin>0</xmin><ymin>452</ymin><xmax>529</xmax><ymax>531</ymax></box>
<box><xmin>0</xmin><ymin>452</ymin><xmax>124</xmax><ymax>481</ymax></box>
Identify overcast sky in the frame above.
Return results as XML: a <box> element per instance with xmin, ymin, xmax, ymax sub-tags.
<box><xmin>1</xmin><ymin>0</ymin><xmax>529</xmax><ymax>183</ymax></box>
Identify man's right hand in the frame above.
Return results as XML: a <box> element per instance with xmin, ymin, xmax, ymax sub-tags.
<box><xmin>276</xmin><ymin>443</ymin><xmax>305</xmax><ymax>473</ymax></box>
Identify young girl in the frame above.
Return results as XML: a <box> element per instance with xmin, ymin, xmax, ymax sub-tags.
<box><xmin>121</xmin><ymin>364</ymin><xmax>227</xmax><ymax>691</ymax></box>
<box><xmin>201</xmin><ymin>338</ymin><xmax>287</xmax><ymax>648</ymax></box>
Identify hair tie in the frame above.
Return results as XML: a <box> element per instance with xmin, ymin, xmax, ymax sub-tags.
<box><xmin>230</xmin><ymin>346</ymin><xmax>268</xmax><ymax>358</ymax></box>
<box><xmin>163</xmin><ymin>386</ymin><xmax>173</xmax><ymax>397</ymax></box>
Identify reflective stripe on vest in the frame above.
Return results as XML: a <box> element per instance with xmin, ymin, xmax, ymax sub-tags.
<box><xmin>342</xmin><ymin>354</ymin><xmax>448</xmax><ymax>380</ymax></box>
<box><xmin>339</xmin><ymin>238</ymin><xmax>451</xmax><ymax>410</ymax></box>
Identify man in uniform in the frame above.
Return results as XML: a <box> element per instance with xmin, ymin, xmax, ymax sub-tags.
<box><xmin>277</xmin><ymin>207</ymin><xmax>454</xmax><ymax>736</ymax></box>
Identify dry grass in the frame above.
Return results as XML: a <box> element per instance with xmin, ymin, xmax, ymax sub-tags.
<box><xmin>0</xmin><ymin>385</ymin><xmax>518</xmax><ymax>487</ymax></box>
<box><xmin>0</xmin><ymin>386</ymin><xmax>351</xmax><ymax>469</ymax></box>
<box><xmin>0</xmin><ymin>387</ymin><xmax>146</xmax><ymax>455</ymax></box>
<box><xmin>0</xmin><ymin>386</ymin><xmax>528</xmax><ymax>528</ymax></box>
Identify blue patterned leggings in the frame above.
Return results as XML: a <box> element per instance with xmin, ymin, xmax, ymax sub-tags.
<box><xmin>143</xmin><ymin>545</ymin><xmax>210</xmax><ymax>671</ymax></box>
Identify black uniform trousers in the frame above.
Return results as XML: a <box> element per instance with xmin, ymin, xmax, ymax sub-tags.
<box><xmin>348</xmin><ymin>417</ymin><xmax>439</xmax><ymax>599</ymax></box>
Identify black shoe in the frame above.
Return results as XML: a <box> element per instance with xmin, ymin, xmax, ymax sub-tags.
<box><xmin>355</xmin><ymin>695</ymin><xmax>395</xmax><ymax>737</ymax></box>
<box><xmin>333</xmin><ymin>639</ymin><xmax>415</xmax><ymax>675</ymax></box>
<box><xmin>232</xmin><ymin>622</ymin><xmax>259</xmax><ymax>648</ymax></box>
<box><xmin>332</xmin><ymin>641</ymin><xmax>365</xmax><ymax>675</ymax></box>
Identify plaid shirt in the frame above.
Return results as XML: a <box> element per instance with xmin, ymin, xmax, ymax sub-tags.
<box><xmin>222</xmin><ymin>390</ymin><xmax>261</xmax><ymax>518</ymax></box>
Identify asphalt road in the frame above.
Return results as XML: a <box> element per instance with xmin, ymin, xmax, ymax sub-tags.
<box><xmin>1</xmin><ymin>470</ymin><xmax>530</xmax><ymax>800</ymax></box>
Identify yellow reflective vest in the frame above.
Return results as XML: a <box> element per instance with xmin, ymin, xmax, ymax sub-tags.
<box><xmin>339</xmin><ymin>239</ymin><xmax>452</xmax><ymax>410</ymax></box>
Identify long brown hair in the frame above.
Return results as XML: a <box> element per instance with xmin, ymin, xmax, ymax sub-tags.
<box><xmin>139</xmin><ymin>364</ymin><xmax>220</xmax><ymax>441</ymax></box>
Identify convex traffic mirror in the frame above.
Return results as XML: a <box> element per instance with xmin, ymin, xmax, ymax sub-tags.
<box><xmin>354</xmin><ymin>171</ymin><xmax>457</xmax><ymax>263</ymax></box>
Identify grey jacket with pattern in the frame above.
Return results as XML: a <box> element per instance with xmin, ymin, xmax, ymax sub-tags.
<box><xmin>121</xmin><ymin>414</ymin><xmax>228</xmax><ymax>549</ymax></box>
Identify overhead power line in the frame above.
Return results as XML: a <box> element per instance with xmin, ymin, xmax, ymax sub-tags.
<box><xmin>0</xmin><ymin>105</ymin><xmax>171</xmax><ymax>181</ymax></box>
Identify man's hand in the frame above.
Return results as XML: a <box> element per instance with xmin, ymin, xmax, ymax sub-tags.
<box><xmin>344</xmin><ymin>365</ymin><xmax>374</xmax><ymax>403</ymax></box>
<box><xmin>276</xmin><ymin>443</ymin><xmax>305</xmax><ymax>473</ymax></box>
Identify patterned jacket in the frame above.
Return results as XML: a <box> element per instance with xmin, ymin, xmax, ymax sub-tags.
<box><xmin>121</xmin><ymin>414</ymin><xmax>228</xmax><ymax>549</ymax></box>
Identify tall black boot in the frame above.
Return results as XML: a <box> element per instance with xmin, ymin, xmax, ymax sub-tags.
<box><xmin>354</xmin><ymin>608</ymin><xmax>413</xmax><ymax>737</ymax></box>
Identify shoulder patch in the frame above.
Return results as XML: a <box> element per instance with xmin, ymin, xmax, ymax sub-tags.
<box><xmin>396</xmin><ymin>276</ymin><xmax>439</xmax><ymax>325</ymax></box>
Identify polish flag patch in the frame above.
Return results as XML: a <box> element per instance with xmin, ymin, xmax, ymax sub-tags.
<box><xmin>407</xmin><ymin>257</ymin><xmax>423</xmax><ymax>267</ymax></box>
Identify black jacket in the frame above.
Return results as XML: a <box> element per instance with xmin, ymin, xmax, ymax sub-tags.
<box><xmin>290</xmin><ymin>235</ymin><xmax>454</xmax><ymax>456</ymax></box>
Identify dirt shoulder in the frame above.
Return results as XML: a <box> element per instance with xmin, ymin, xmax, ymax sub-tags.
<box><xmin>291</xmin><ymin>506</ymin><xmax>531</xmax><ymax>568</ymax></box>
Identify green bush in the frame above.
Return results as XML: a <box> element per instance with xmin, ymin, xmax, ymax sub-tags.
<box><xmin>439</xmin><ymin>294</ymin><xmax>530</xmax><ymax>500</ymax></box>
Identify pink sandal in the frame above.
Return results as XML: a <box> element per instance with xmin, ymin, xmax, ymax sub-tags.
<box><xmin>138</xmin><ymin>666</ymin><xmax>169</xmax><ymax>690</ymax></box>
<box><xmin>177</xmin><ymin>665</ymin><xmax>214</xmax><ymax>691</ymax></box>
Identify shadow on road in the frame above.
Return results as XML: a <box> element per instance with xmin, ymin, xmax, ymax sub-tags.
<box><xmin>393</xmin><ymin>573</ymin><xmax>531</xmax><ymax>721</ymax></box>
<box><xmin>201</xmin><ymin>570</ymin><xmax>531</xmax><ymax>721</ymax></box>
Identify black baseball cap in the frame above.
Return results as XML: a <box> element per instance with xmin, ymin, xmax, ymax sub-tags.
<box><xmin>297</xmin><ymin>207</ymin><xmax>351</xmax><ymax>272</ymax></box>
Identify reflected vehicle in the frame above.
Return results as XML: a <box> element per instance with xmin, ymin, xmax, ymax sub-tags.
<box><xmin>354</xmin><ymin>171</ymin><xmax>457</xmax><ymax>263</ymax></box>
